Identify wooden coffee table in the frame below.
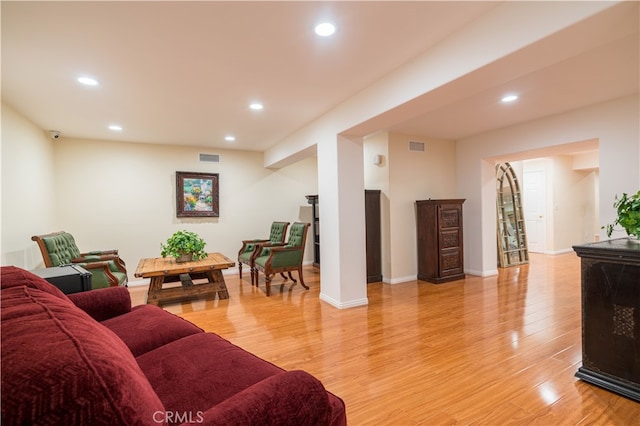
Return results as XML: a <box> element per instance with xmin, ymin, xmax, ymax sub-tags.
<box><xmin>134</xmin><ymin>253</ymin><xmax>235</xmax><ymax>305</ymax></box>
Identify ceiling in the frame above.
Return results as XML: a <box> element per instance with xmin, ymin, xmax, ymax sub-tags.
<box><xmin>2</xmin><ymin>1</ymin><xmax>638</xmax><ymax>153</ymax></box>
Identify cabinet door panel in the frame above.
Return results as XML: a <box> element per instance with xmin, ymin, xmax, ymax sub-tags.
<box><xmin>440</xmin><ymin>229</ymin><xmax>460</xmax><ymax>249</ymax></box>
<box><xmin>440</xmin><ymin>248</ymin><xmax>463</xmax><ymax>276</ymax></box>
<box><xmin>439</xmin><ymin>206</ymin><xmax>461</xmax><ymax>228</ymax></box>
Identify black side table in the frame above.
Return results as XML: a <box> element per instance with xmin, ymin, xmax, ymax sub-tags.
<box><xmin>573</xmin><ymin>238</ymin><xmax>640</xmax><ymax>402</ymax></box>
<box><xmin>32</xmin><ymin>265</ymin><xmax>92</xmax><ymax>294</ymax></box>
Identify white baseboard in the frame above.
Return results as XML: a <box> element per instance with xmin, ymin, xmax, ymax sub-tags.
<box><xmin>319</xmin><ymin>293</ymin><xmax>368</xmax><ymax>309</ymax></box>
<box><xmin>465</xmin><ymin>268</ymin><xmax>498</xmax><ymax>277</ymax></box>
<box><xmin>544</xmin><ymin>248</ymin><xmax>574</xmax><ymax>255</ymax></box>
<box><xmin>387</xmin><ymin>275</ymin><xmax>417</xmax><ymax>284</ymax></box>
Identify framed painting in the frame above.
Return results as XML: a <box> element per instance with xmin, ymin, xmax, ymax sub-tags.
<box><xmin>176</xmin><ymin>171</ymin><xmax>219</xmax><ymax>217</ymax></box>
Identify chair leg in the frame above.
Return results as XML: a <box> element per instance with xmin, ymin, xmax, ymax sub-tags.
<box><xmin>238</xmin><ymin>262</ymin><xmax>243</xmax><ymax>279</ymax></box>
<box><xmin>265</xmin><ymin>275</ymin><xmax>271</xmax><ymax>296</ymax></box>
<box><xmin>250</xmin><ymin>267</ymin><xmax>255</xmax><ymax>286</ymax></box>
<box><xmin>287</xmin><ymin>271</ymin><xmax>297</xmax><ymax>283</ymax></box>
<box><xmin>298</xmin><ymin>267</ymin><xmax>309</xmax><ymax>290</ymax></box>
<box><xmin>280</xmin><ymin>272</ymin><xmax>288</xmax><ymax>281</ymax></box>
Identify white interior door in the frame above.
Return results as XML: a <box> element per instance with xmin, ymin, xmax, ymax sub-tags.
<box><xmin>523</xmin><ymin>170</ymin><xmax>546</xmax><ymax>253</ymax></box>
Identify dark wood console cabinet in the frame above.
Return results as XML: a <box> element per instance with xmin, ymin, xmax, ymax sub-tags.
<box><xmin>573</xmin><ymin>238</ymin><xmax>640</xmax><ymax>402</ymax></box>
<box><xmin>416</xmin><ymin>199</ymin><xmax>465</xmax><ymax>284</ymax></box>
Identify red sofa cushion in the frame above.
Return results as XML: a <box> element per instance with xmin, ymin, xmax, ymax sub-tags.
<box><xmin>137</xmin><ymin>332</ymin><xmax>285</xmax><ymax>413</ymax></box>
<box><xmin>102</xmin><ymin>304</ymin><xmax>203</xmax><ymax>356</ymax></box>
<box><xmin>198</xmin><ymin>370</ymin><xmax>332</xmax><ymax>425</ymax></box>
<box><xmin>68</xmin><ymin>285</ymin><xmax>132</xmax><ymax>321</ymax></box>
<box><xmin>137</xmin><ymin>332</ymin><xmax>345</xmax><ymax>425</ymax></box>
<box><xmin>1</xmin><ymin>286</ymin><xmax>165</xmax><ymax>425</ymax></box>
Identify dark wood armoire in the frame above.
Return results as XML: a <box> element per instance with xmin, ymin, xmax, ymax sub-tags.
<box><xmin>365</xmin><ymin>190</ymin><xmax>382</xmax><ymax>283</ymax></box>
<box><xmin>416</xmin><ymin>199</ymin><xmax>465</xmax><ymax>283</ymax></box>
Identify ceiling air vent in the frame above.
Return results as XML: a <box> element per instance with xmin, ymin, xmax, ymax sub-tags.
<box><xmin>199</xmin><ymin>153</ymin><xmax>220</xmax><ymax>163</ymax></box>
<box><xmin>408</xmin><ymin>141</ymin><xmax>425</xmax><ymax>152</ymax></box>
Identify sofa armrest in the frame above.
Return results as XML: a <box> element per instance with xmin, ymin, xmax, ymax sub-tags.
<box><xmin>194</xmin><ymin>370</ymin><xmax>331</xmax><ymax>426</ymax></box>
<box><xmin>67</xmin><ymin>286</ymin><xmax>132</xmax><ymax>321</ymax></box>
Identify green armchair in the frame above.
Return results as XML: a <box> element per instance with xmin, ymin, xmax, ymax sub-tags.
<box><xmin>31</xmin><ymin>231</ymin><xmax>127</xmax><ymax>289</ymax></box>
<box><xmin>238</xmin><ymin>221</ymin><xmax>289</xmax><ymax>286</ymax></box>
<box><xmin>253</xmin><ymin>222</ymin><xmax>310</xmax><ymax>296</ymax></box>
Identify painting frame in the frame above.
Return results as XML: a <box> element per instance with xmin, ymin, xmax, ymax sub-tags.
<box><xmin>176</xmin><ymin>171</ymin><xmax>219</xmax><ymax>217</ymax></box>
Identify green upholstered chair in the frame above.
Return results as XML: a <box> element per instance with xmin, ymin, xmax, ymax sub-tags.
<box><xmin>31</xmin><ymin>231</ymin><xmax>128</xmax><ymax>289</ymax></box>
<box><xmin>253</xmin><ymin>222</ymin><xmax>310</xmax><ymax>296</ymax></box>
<box><xmin>238</xmin><ymin>221</ymin><xmax>289</xmax><ymax>285</ymax></box>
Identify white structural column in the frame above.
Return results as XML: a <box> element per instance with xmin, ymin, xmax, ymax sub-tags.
<box><xmin>317</xmin><ymin>134</ymin><xmax>368</xmax><ymax>308</ymax></box>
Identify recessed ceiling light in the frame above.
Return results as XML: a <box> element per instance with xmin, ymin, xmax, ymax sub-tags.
<box><xmin>77</xmin><ymin>76</ymin><xmax>99</xmax><ymax>86</ymax></box>
<box><xmin>315</xmin><ymin>22</ymin><xmax>336</xmax><ymax>37</ymax></box>
<box><xmin>225</xmin><ymin>135</ymin><xmax>236</xmax><ymax>142</ymax></box>
<box><xmin>501</xmin><ymin>94</ymin><xmax>519</xmax><ymax>103</ymax></box>
<box><xmin>249</xmin><ymin>102</ymin><xmax>264</xmax><ymax>111</ymax></box>
<box><xmin>108</xmin><ymin>124</ymin><xmax>123</xmax><ymax>131</ymax></box>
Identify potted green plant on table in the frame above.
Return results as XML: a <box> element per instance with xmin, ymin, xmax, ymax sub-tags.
<box><xmin>603</xmin><ymin>190</ymin><xmax>640</xmax><ymax>240</ymax></box>
<box><xmin>161</xmin><ymin>230</ymin><xmax>207</xmax><ymax>262</ymax></box>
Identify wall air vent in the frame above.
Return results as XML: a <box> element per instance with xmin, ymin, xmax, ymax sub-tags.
<box><xmin>199</xmin><ymin>153</ymin><xmax>220</xmax><ymax>163</ymax></box>
<box><xmin>408</xmin><ymin>141</ymin><xmax>425</xmax><ymax>152</ymax></box>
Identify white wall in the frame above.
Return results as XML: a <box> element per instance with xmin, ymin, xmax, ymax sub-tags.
<box><xmin>522</xmin><ymin>156</ymin><xmax>598</xmax><ymax>254</ymax></box>
<box><xmin>4</xmin><ymin>93</ymin><xmax>636</xmax><ymax>287</ymax></box>
<box><xmin>548</xmin><ymin>156</ymin><xmax>597</xmax><ymax>251</ymax></box>
<box><xmin>1</xmin><ymin>103</ymin><xmax>58</xmax><ymax>268</ymax></box>
<box><xmin>363</xmin><ymin>133</ymin><xmax>389</xmax><ymax>194</ymax></box>
<box><xmin>576</xmin><ymin>170</ymin><xmax>599</xmax><ymax>244</ymax></box>
<box><xmin>1</xmin><ymin>106</ymin><xmax>319</xmax><ymax>277</ymax></box>
<box><xmin>258</xmin><ymin>1</ymin><xmax>621</xmax><ymax>305</ymax></box>
<box><xmin>457</xmin><ymin>95</ymin><xmax>639</xmax><ymax>276</ymax></box>
<box><xmin>363</xmin><ymin>132</ymin><xmax>457</xmax><ymax>284</ymax></box>
<box><xmin>388</xmin><ymin>133</ymin><xmax>457</xmax><ymax>283</ymax></box>
<box><xmin>363</xmin><ymin>132</ymin><xmax>390</xmax><ymax>280</ymax></box>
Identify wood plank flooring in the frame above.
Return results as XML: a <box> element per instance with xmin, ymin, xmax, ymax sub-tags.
<box><xmin>128</xmin><ymin>253</ymin><xmax>640</xmax><ymax>425</ymax></box>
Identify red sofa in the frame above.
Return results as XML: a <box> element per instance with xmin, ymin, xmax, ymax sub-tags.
<box><xmin>1</xmin><ymin>266</ymin><xmax>346</xmax><ymax>425</ymax></box>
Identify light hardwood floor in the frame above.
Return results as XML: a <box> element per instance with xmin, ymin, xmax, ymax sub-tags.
<box><xmin>128</xmin><ymin>253</ymin><xmax>640</xmax><ymax>425</ymax></box>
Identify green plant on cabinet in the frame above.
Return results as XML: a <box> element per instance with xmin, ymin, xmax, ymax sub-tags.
<box><xmin>603</xmin><ymin>190</ymin><xmax>640</xmax><ymax>238</ymax></box>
